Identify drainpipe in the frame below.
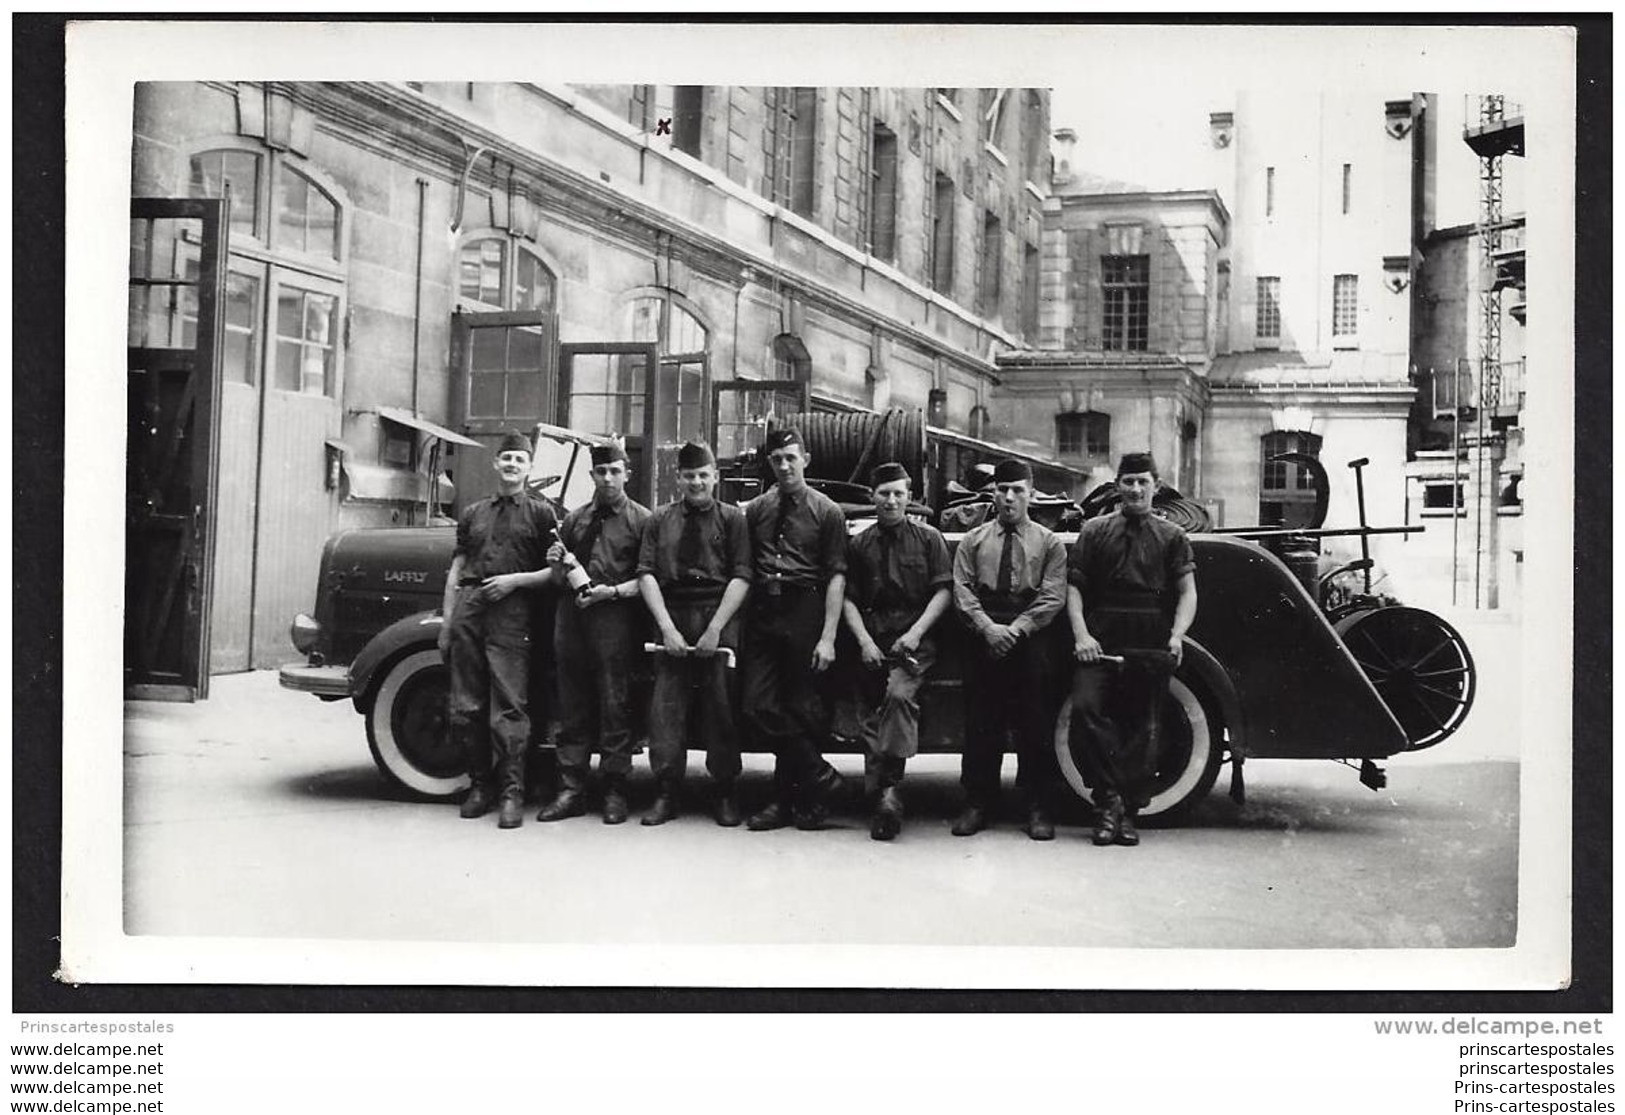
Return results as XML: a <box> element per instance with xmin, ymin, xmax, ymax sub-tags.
<box><xmin>411</xmin><ymin>177</ymin><xmax>428</xmax><ymax>415</ymax></box>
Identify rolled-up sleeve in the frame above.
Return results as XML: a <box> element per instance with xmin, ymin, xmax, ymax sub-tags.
<box><xmin>636</xmin><ymin>509</ymin><xmax>662</xmax><ymax>579</ymax></box>
<box><xmin>818</xmin><ymin>501</ymin><xmax>848</xmax><ymax>578</ymax></box>
<box><xmin>1167</xmin><ymin>529</ymin><xmax>1196</xmax><ymax>580</ymax></box>
<box><xmin>724</xmin><ymin>507</ymin><xmax>754</xmax><ymax>582</ymax></box>
<box><xmin>1011</xmin><ymin>531</ymin><xmax>1068</xmax><ymax>637</ymax></box>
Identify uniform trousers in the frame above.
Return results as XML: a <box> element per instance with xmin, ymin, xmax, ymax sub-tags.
<box><xmin>851</xmin><ymin>626</ymin><xmax>936</xmax><ymax>794</ymax></box>
<box><xmin>646</xmin><ymin>597</ymin><xmax>742</xmax><ymax>786</ymax></box>
<box><xmin>445</xmin><ymin>587</ymin><xmax>533</xmax><ymax>795</ymax></box>
<box><xmin>553</xmin><ymin>596</ymin><xmax>641</xmax><ymax>791</ymax></box>
<box><xmin>741</xmin><ymin>586</ymin><xmax>836</xmax><ymax>802</ymax></box>
<box><xmin>959</xmin><ymin>631</ymin><xmax>1061</xmax><ymax>809</ymax></box>
<box><xmin>1069</xmin><ymin>603</ymin><xmax>1170</xmax><ymax>813</ymax></box>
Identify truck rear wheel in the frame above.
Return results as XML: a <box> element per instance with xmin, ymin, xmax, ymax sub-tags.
<box><xmin>366</xmin><ymin>648</ymin><xmax>468</xmax><ymax>800</ymax></box>
<box><xmin>1053</xmin><ymin>675</ymin><xmax>1224</xmax><ymax>821</ymax></box>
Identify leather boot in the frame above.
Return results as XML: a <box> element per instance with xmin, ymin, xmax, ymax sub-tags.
<box><xmin>601</xmin><ymin>778</ymin><xmax>630</xmax><ymax>825</ymax></box>
<box><xmin>1025</xmin><ymin>804</ymin><xmax>1055</xmax><ymax>842</ymax></box>
<box><xmin>497</xmin><ymin>757</ymin><xmax>525</xmax><ymax>829</ymax></box>
<box><xmin>746</xmin><ymin>800</ymin><xmax>791</xmax><ymax>832</ymax></box>
<box><xmin>1092</xmin><ymin>795</ymin><xmax>1122</xmax><ymax>846</ymax></box>
<box><xmin>713</xmin><ymin>782</ymin><xmax>743</xmax><ymax>828</ymax></box>
<box><xmin>951</xmin><ymin>803</ymin><xmax>989</xmax><ymax>837</ymax></box>
<box><xmin>641</xmin><ymin>781</ymin><xmax>680</xmax><ymax>826</ymax></box>
<box><xmin>537</xmin><ymin>788</ymin><xmax>587</xmax><ymax>822</ymax></box>
<box><xmin>459</xmin><ymin>781</ymin><xmax>495</xmax><ymax>819</ymax></box>
<box><xmin>1114</xmin><ymin>809</ymin><xmax>1141</xmax><ymax>847</ymax></box>
<box><xmin>870</xmin><ymin>786</ymin><xmax>903</xmax><ymax>842</ymax></box>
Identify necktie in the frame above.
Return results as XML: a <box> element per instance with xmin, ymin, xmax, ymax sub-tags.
<box><xmin>996</xmin><ymin>524</ymin><xmax>1017</xmax><ymax>596</ymax></box>
<box><xmin>573</xmin><ymin>505</ymin><xmax>611</xmax><ymax>574</ymax></box>
<box><xmin>677</xmin><ymin>505</ymin><xmax>704</xmax><ymax>577</ymax></box>
<box><xmin>874</xmin><ymin>526</ymin><xmax>897</xmax><ymax>610</ymax></box>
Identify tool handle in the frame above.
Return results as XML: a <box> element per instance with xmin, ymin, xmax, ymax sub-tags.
<box><xmin>642</xmin><ymin>641</ymin><xmax>736</xmax><ymax>669</ymax></box>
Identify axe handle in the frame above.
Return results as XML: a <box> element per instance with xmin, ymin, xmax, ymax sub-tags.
<box><xmin>642</xmin><ymin>642</ymin><xmax>737</xmax><ymax>669</ymax></box>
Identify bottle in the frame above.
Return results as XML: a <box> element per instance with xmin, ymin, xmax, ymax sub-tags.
<box><xmin>549</xmin><ymin>528</ymin><xmax>594</xmax><ymax>597</ymax></box>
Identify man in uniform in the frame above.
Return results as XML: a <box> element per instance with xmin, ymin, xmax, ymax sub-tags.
<box><xmin>537</xmin><ymin>443</ymin><xmax>651</xmax><ymax>825</ymax></box>
<box><xmin>950</xmin><ymin>458</ymin><xmax>1069</xmax><ymax>840</ymax></box>
<box><xmin>637</xmin><ymin>441</ymin><xmax>754</xmax><ymax>826</ymax></box>
<box><xmin>741</xmin><ymin>428</ymin><xmax>849</xmax><ymax>832</ymax></box>
<box><xmin>438</xmin><ymin>430</ymin><xmax>558</xmax><ymax>829</ymax></box>
<box><xmin>841</xmin><ymin>462</ymin><xmax>953</xmax><ymax>841</ymax></box>
<box><xmin>1066</xmin><ymin>451</ymin><xmax>1197</xmax><ymax>847</ymax></box>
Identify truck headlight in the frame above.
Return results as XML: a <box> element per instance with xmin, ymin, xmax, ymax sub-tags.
<box><xmin>289</xmin><ymin>613</ymin><xmax>321</xmax><ymax>655</ymax></box>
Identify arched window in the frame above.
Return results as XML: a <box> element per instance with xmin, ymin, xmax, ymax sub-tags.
<box><xmin>186</xmin><ymin>145</ymin><xmax>347</xmax><ymax>398</ymax></box>
<box><xmin>622</xmin><ymin>292</ymin><xmax>708</xmax><ymax>443</ymax></box>
<box><xmin>457</xmin><ymin>236</ymin><xmax>556</xmax><ymax>314</ymax></box>
<box><xmin>1259</xmin><ymin>429</ymin><xmax>1322</xmax><ymax>527</ymax></box>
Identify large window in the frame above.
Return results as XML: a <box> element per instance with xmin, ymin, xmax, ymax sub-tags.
<box><xmin>1332</xmin><ymin>274</ymin><xmax>1359</xmax><ymax>338</ymax></box>
<box><xmin>187</xmin><ymin>146</ymin><xmax>346</xmax><ymax>398</ymax></box>
<box><xmin>980</xmin><ymin>88</ymin><xmax>1009</xmax><ymax>151</ymax></box>
<box><xmin>931</xmin><ymin>172</ymin><xmax>956</xmax><ymax>294</ymax></box>
<box><xmin>1056</xmin><ymin>410</ymin><xmax>1111</xmax><ymax>458</ymax></box>
<box><xmin>1256</xmin><ymin>276</ymin><xmax>1281</xmax><ymax>341</ymax></box>
<box><xmin>979</xmin><ymin>211</ymin><xmax>1003</xmax><ymax>318</ymax></box>
<box><xmin>1101</xmin><ymin>254</ymin><xmax>1149</xmax><ymax>351</ymax></box>
<box><xmin>868</xmin><ymin>123</ymin><xmax>898</xmax><ymax>260</ymax></box>
<box><xmin>622</xmin><ymin>293</ymin><xmax>708</xmax><ymax>444</ymax></box>
<box><xmin>789</xmin><ymin>87</ymin><xmax>818</xmax><ymax>218</ymax></box>
<box><xmin>1021</xmin><ymin>241</ymin><xmax>1041</xmax><ymax>339</ymax></box>
<box><xmin>457</xmin><ymin>235</ymin><xmax>557</xmax><ymax>428</ymax></box>
<box><xmin>1260</xmin><ymin>429</ymin><xmax>1322</xmax><ymax>528</ymax></box>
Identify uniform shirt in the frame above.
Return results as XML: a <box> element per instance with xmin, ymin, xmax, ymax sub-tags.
<box><xmin>951</xmin><ymin>515</ymin><xmax>1067</xmax><ymax>638</ymax></box>
<box><xmin>1067</xmin><ymin>510</ymin><xmax>1196</xmax><ymax>617</ymax></box>
<box><xmin>744</xmin><ymin>483</ymin><xmax>848</xmax><ymax>588</ymax></box>
<box><xmin>454</xmin><ymin>490</ymin><xmax>556</xmax><ymax>580</ymax></box>
<box><xmin>845</xmin><ymin>519</ymin><xmax>952</xmax><ymax>632</ymax></box>
<box><xmin>557</xmin><ymin>493</ymin><xmax>652</xmax><ymax>586</ymax></box>
<box><xmin>637</xmin><ymin>497</ymin><xmax>752</xmax><ymax>594</ymax></box>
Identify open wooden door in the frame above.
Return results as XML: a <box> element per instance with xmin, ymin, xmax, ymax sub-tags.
<box><xmin>126</xmin><ymin>198</ymin><xmax>228</xmax><ymax>699</ymax></box>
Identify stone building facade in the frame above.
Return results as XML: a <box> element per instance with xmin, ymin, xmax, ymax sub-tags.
<box><xmin>995</xmin><ymin>91</ymin><xmax>1442</xmax><ymax>599</ymax></box>
<box><xmin>129</xmin><ymin>81</ymin><xmax>1051</xmax><ymax>670</ymax></box>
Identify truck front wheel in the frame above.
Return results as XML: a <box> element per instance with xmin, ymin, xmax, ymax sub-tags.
<box><xmin>366</xmin><ymin>648</ymin><xmax>469</xmax><ymax>800</ymax></box>
<box><xmin>1052</xmin><ymin>675</ymin><xmax>1224</xmax><ymax>821</ymax></box>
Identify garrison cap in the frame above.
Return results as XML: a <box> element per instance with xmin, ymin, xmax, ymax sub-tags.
<box><xmin>1116</xmin><ymin>451</ymin><xmax>1159</xmax><ymax>478</ymax></box>
<box><xmin>497</xmin><ymin>430</ymin><xmax>533</xmax><ymax>456</ymax></box>
<box><xmin>589</xmin><ymin>442</ymin><xmax>629</xmax><ymax>467</ymax></box>
<box><xmin>869</xmin><ymin>461</ymin><xmax>911</xmax><ymax>488</ymax></box>
<box><xmin>676</xmin><ymin>441</ymin><xmax>716</xmax><ymax>470</ymax></box>
<box><xmin>761</xmin><ymin>428</ymin><xmax>803</xmax><ymax>455</ymax></box>
<box><xmin>992</xmin><ymin>458</ymin><xmax>1033</xmax><ymax>485</ymax></box>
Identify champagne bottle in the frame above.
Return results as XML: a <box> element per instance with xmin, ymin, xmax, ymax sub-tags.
<box><xmin>549</xmin><ymin>528</ymin><xmax>594</xmax><ymax>597</ymax></box>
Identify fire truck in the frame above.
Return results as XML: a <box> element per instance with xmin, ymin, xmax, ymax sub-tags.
<box><xmin>279</xmin><ymin>412</ymin><xmax>1474</xmax><ymax>820</ymax></box>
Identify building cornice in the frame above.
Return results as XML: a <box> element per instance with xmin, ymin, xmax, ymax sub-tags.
<box><xmin>293</xmin><ymin>81</ymin><xmax>1018</xmax><ymax>380</ymax></box>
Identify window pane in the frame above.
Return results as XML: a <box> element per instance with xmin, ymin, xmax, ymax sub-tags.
<box><xmin>188</xmin><ymin>151</ymin><xmax>261</xmax><ymax>241</ymax></box>
<box><xmin>274</xmin><ymin>339</ymin><xmax>303</xmax><ymax>392</ymax></box>
<box><xmin>514</xmin><ymin>252</ymin><xmax>555</xmax><ymax>312</ymax></box>
<box><xmin>460</xmin><ymin>239</ymin><xmax>505</xmax><ymax>305</ymax></box>
<box><xmin>572</xmin><ymin>354</ymin><xmax>610</xmax><ymax>394</ymax></box>
<box><xmin>224</xmin><ymin>331</ymin><xmax>253</xmax><ymax>386</ymax></box>
<box><xmin>507</xmin><ymin>372</ymin><xmax>542</xmax><ymax>416</ymax></box>
<box><xmin>129</xmin><ymin>218</ymin><xmax>149</xmax><ymax>279</ymax></box>
<box><xmin>306</xmin><ymin>181</ymin><xmax>338</xmax><ymax>260</ymax></box>
<box><xmin>1256</xmin><ymin>277</ymin><xmax>1281</xmax><ymax>339</ymax></box>
<box><xmin>1333</xmin><ymin>275</ymin><xmax>1358</xmax><ymax>336</ymax></box>
<box><xmin>568</xmin><ymin>393</ymin><xmax>610</xmax><ymax>432</ymax></box>
<box><xmin>302</xmin><ymin>292</ymin><xmax>334</xmax><ymax>344</ymax></box>
<box><xmin>468</xmin><ymin>371</ymin><xmax>504</xmax><ymax>417</ymax></box>
<box><xmin>470</xmin><ymin>326</ymin><xmax>506</xmax><ymax>371</ymax></box>
<box><xmin>276</xmin><ymin>170</ymin><xmax>309</xmax><ymax>253</ymax></box>
<box><xmin>669</xmin><ymin>305</ymin><xmax>706</xmax><ymax>353</ymax></box>
<box><xmin>615</xmin><ymin>353</ymin><xmax>646</xmax><ymax>394</ymax></box>
<box><xmin>509</xmin><ymin>326</ymin><xmax>545</xmax><ymax>368</ymax></box>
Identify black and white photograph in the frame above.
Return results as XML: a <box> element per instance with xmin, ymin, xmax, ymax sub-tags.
<box><xmin>55</xmin><ymin>19</ymin><xmax>1581</xmax><ymax>991</ymax></box>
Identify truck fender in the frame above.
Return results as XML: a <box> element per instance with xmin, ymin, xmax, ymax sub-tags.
<box><xmin>1180</xmin><ymin>636</ymin><xmax>1246</xmax><ymax>759</ymax></box>
<box><xmin>350</xmin><ymin>609</ymin><xmax>443</xmax><ymax>713</ymax></box>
